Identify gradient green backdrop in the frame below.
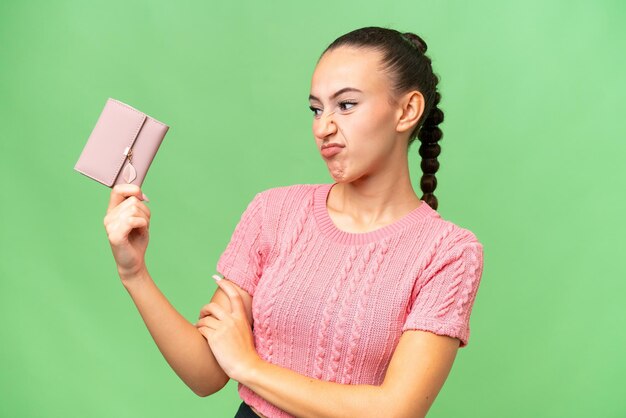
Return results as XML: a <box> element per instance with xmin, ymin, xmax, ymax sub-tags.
<box><xmin>1</xmin><ymin>1</ymin><xmax>624</xmax><ymax>417</ymax></box>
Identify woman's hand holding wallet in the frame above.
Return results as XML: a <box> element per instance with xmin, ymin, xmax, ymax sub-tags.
<box><xmin>74</xmin><ymin>97</ymin><xmax>168</xmax><ymax>282</ymax></box>
<box><xmin>78</xmin><ymin>99</ymin><xmax>232</xmax><ymax>396</ymax></box>
<box><xmin>104</xmin><ymin>183</ymin><xmax>151</xmax><ymax>283</ymax></box>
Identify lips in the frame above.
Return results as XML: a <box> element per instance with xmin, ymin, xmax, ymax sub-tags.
<box><xmin>321</xmin><ymin>142</ymin><xmax>344</xmax><ymax>150</ymax></box>
<box><xmin>320</xmin><ymin>143</ymin><xmax>345</xmax><ymax>158</ymax></box>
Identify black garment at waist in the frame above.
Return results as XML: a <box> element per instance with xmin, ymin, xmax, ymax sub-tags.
<box><xmin>234</xmin><ymin>401</ymin><xmax>262</xmax><ymax>418</ymax></box>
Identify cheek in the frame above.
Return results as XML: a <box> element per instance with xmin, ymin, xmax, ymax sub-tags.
<box><xmin>371</xmin><ymin>99</ymin><xmax>395</xmax><ymax>124</ymax></box>
<box><xmin>349</xmin><ymin>106</ymin><xmax>395</xmax><ymax>145</ymax></box>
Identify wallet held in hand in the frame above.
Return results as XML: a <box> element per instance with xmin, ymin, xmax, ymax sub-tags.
<box><xmin>74</xmin><ymin>98</ymin><xmax>169</xmax><ymax>188</ymax></box>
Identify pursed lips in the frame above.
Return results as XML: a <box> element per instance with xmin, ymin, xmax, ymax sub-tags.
<box><xmin>320</xmin><ymin>143</ymin><xmax>345</xmax><ymax>158</ymax></box>
<box><xmin>321</xmin><ymin>143</ymin><xmax>345</xmax><ymax>150</ymax></box>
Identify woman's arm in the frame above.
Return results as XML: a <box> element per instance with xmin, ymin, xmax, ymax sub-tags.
<box><xmin>122</xmin><ymin>268</ymin><xmax>232</xmax><ymax>397</ymax></box>
<box><xmin>239</xmin><ymin>330</ymin><xmax>459</xmax><ymax>418</ymax></box>
<box><xmin>202</xmin><ymin>278</ymin><xmax>460</xmax><ymax>417</ymax></box>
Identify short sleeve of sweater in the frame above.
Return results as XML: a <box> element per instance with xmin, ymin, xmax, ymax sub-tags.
<box><xmin>216</xmin><ymin>191</ymin><xmax>266</xmax><ymax>297</ymax></box>
<box><xmin>402</xmin><ymin>229</ymin><xmax>485</xmax><ymax>348</ymax></box>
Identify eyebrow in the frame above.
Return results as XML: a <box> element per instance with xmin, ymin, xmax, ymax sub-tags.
<box><xmin>309</xmin><ymin>87</ymin><xmax>363</xmax><ymax>102</ymax></box>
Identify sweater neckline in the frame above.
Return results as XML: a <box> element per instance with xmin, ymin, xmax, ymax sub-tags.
<box><xmin>313</xmin><ymin>182</ymin><xmax>435</xmax><ymax>245</ymax></box>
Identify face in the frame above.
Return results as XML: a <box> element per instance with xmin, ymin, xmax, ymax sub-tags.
<box><xmin>308</xmin><ymin>46</ymin><xmax>410</xmax><ymax>183</ymax></box>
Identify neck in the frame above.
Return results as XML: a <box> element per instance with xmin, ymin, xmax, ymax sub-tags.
<box><xmin>328</xmin><ymin>173</ymin><xmax>422</xmax><ymax>229</ymax></box>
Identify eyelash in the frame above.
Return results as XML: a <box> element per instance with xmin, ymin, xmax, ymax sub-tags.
<box><xmin>309</xmin><ymin>101</ymin><xmax>357</xmax><ymax>117</ymax></box>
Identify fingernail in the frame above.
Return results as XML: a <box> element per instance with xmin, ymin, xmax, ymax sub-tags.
<box><xmin>212</xmin><ymin>274</ymin><xmax>222</xmax><ymax>281</ymax></box>
<box><xmin>142</xmin><ymin>193</ymin><xmax>150</xmax><ymax>202</ymax></box>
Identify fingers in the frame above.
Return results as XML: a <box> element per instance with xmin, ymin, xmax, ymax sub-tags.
<box><xmin>198</xmin><ymin>302</ymin><xmax>227</xmax><ymax>321</ymax></box>
<box><xmin>107</xmin><ymin>184</ymin><xmax>148</xmax><ymax>213</ymax></box>
<box><xmin>103</xmin><ymin>191</ymin><xmax>151</xmax><ymax>242</ymax></box>
<box><xmin>195</xmin><ymin>314</ymin><xmax>220</xmax><ymax>329</ymax></box>
<box><xmin>104</xmin><ymin>187</ymin><xmax>151</xmax><ymax>224</ymax></box>
<box><xmin>197</xmin><ymin>325</ymin><xmax>212</xmax><ymax>340</ymax></box>
<box><xmin>214</xmin><ymin>279</ymin><xmax>244</xmax><ymax>315</ymax></box>
<box><xmin>113</xmin><ymin>195</ymin><xmax>151</xmax><ymax>219</ymax></box>
<box><xmin>104</xmin><ymin>197</ymin><xmax>151</xmax><ymax>237</ymax></box>
<box><xmin>105</xmin><ymin>214</ymin><xmax>149</xmax><ymax>246</ymax></box>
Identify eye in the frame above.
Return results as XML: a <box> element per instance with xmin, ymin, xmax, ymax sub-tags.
<box><xmin>308</xmin><ymin>101</ymin><xmax>357</xmax><ymax>118</ymax></box>
<box><xmin>339</xmin><ymin>100</ymin><xmax>357</xmax><ymax>111</ymax></box>
<box><xmin>308</xmin><ymin>105</ymin><xmax>322</xmax><ymax>118</ymax></box>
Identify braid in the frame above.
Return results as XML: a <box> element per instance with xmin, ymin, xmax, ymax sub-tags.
<box><xmin>402</xmin><ymin>32</ymin><xmax>444</xmax><ymax>211</ymax></box>
<box><xmin>417</xmin><ymin>91</ymin><xmax>443</xmax><ymax>210</ymax></box>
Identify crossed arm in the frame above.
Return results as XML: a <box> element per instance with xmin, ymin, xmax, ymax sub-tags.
<box><xmin>198</xmin><ymin>278</ymin><xmax>461</xmax><ymax>418</ymax></box>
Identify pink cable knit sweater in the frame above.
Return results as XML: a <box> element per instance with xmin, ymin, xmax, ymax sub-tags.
<box><xmin>216</xmin><ymin>182</ymin><xmax>484</xmax><ymax>418</ymax></box>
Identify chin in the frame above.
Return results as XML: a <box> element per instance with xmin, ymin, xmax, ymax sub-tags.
<box><xmin>326</xmin><ymin>158</ymin><xmax>372</xmax><ymax>184</ymax></box>
<box><xmin>328</xmin><ymin>168</ymin><xmax>347</xmax><ymax>182</ymax></box>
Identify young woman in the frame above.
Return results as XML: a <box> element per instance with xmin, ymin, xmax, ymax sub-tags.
<box><xmin>104</xmin><ymin>27</ymin><xmax>484</xmax><ymax>418</ymax></box>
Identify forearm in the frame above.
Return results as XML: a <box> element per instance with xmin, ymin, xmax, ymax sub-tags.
<box><xmin>122</xmin><ymin>268</ymin><xmax>229</xmax><ymax>396</ymax></box>
<box><xmin>239</xmin><ymin>359</ymin><xmax>392</xmax><ymax>418</ymax></box>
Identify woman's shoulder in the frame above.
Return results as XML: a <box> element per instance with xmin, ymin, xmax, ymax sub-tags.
<box><xmin>420</xmin><ymin>207</ymin><xmax>483</xmax><ymax>252</ymax></box>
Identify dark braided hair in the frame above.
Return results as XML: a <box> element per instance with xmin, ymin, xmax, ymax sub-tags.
<box><xmin>321</xmin><ymin>27</ymin><xmax>444</xmax><ymax>210</ymax></box>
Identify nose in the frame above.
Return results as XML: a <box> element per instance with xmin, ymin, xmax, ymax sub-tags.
<box><xmin>313</xmin><ymin>110</ymin><xmax>337</xmax><ymax>139</ymax></box>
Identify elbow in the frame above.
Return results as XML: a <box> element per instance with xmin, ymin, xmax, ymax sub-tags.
<box><xmin>193</xmin><ymin>387</ymin><xmax>212</xmax><ymax>398</ymax></box>
<box><xmin>191</xmin><ymin>375</ymin><xmax>230</xmax><ymax>398</ymax></box>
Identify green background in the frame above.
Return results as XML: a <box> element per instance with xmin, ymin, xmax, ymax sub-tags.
<box><xmin>1</xmin><ymin>1</ymin><xmax>624</xmax><ymax>417</ymax></box>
